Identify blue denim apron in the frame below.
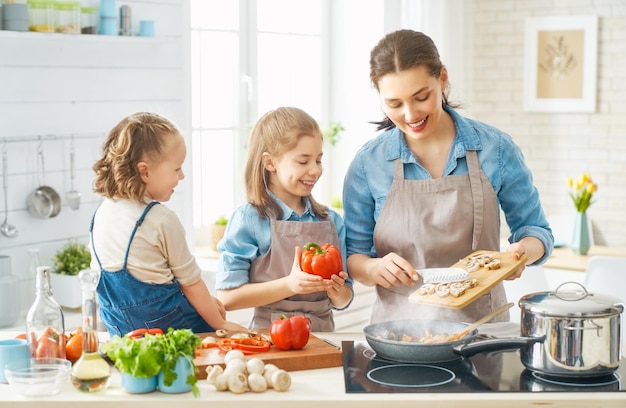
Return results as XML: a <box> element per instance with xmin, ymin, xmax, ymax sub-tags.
<box><xmin>90</xmin><ymin>201</ymin><xmax>214</xmax><ymax>336</ymax></box>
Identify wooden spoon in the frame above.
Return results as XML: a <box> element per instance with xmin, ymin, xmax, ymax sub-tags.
<box><xmin>445</xmin><ymin>302</ymin><xmax>514</xmax><ymax>342</ymax></box>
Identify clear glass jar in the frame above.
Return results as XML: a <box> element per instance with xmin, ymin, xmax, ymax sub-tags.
<box><xmin>80</xmin><ymin>6</ymin><xmax>97</xmax><ymax>34</ymax></box>
<box><xmin>27</xmin><ymin>0</ymin><xmax>54</xmax><ymax>32</ymax></box>
<box><xmin>26</xmin><ymin>266</ymin><xmax>66</xmax><ymax>359</ymax></box>
<box><xmin>54</xmin><ymin>1</ymin><xmax>79</xmax><ymax>33</ymax></box>
<box><xmin>70</xmin><ymin>269</ymin><xmax>111</xmax><ymax>392</ymax></box>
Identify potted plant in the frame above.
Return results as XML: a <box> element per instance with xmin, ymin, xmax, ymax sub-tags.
<box><xmin>208</xmin><ymin>215</ymin><xmax>228</xmax><ymax>253</ymax></box>
<box><xmin>50</xmin><ymin>241</ymin><xmax>91</xmax><ymax>309</ymax></box>
<box><xmin>102</xmin><ymin>328</ymin><xmax>201</xmax><ymax>396</ymax></box>
<box><xmin>156</xmin><ymin>328</ymin><xmax>201</xmax><ymax>395</ymax></box>
<box><xmin>102</xmin><ymin>331</ymin><xmax>162</xmax><ymax>394</ymax></box>
<box><xmin>323</xmin><ymin>121</ymin><xmax>345</xmax><ymax>147</ymax></box>
<box><xmin>330</xmin><ymin>196</ymin><xmax>344</xmax><ymax>216</ymax></box>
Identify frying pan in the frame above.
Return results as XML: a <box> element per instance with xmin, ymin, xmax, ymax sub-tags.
<box><xmin>363</xmin><ymin>319</ymin><xmax>478</xmax><ymax>363</ymax></box>
<box><xmin>27</xmin><ymin>148</ymin><xmax>61</xmax><ymax>219</ymax></box>
<box><xmin>363</xmin><ymin>303</ymin><xmax>513</xmax><ymax>364</ymax></box>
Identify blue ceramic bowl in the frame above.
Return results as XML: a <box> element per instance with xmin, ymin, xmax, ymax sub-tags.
<box><xmin>121</xmin><ymin>373</ymin><xmax>157</xmax><ymax>394</ymax></box>
<box><xmin>157</xmin><ymin>356</ymin><xmax>193</xmax><ymax>394</ymax></box>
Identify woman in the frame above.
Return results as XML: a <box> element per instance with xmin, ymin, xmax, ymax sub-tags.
<box><xmin>343</xmin><ymin>30</ymin><xmax>553</xmax><ymax>324</ymax></box>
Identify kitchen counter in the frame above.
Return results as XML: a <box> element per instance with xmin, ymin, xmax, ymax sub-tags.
<box><xmin>1</xmin><ymin>331</ymin><xmax>626</xmax><ymax>408</ymax></box>
<box><xmin>543</xmin><ymin>245</ymin><xmax>626</xmax><ymax>272</ymax></box>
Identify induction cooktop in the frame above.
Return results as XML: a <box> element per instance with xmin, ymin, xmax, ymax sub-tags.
<box><xmin>342</xmin><ymin>340</ymin><xmax>626</xmax><ymax>393</ymax></box>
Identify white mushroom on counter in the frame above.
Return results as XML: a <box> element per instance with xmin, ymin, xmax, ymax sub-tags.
<box><xmin>205</xmin><ymin>353</ymin><xmax>292</xmax><ymax>394</ymax></box>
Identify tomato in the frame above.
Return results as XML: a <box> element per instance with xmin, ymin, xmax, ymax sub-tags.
<box><xmin>65</xmin><ymin>333</ymin><xmax>83</xmax><ymax>361</ymax></box>
<box><xmin>270</xmin><ymin>315</ymin><xmax>311</xmax><ymax>351</ymax></box>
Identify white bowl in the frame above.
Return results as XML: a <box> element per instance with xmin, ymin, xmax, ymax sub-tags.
<box><xmin>4</xmin><ymin>358</ymin><xmax>71</xmax><ymax>397</ymax></box>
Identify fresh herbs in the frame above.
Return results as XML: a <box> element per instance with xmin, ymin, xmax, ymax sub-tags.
<box><xmin>158</xmin><ymin>328</ymin><xmax>201</xmax><ymax>397</ymax></box>
<box><xmin>102</xmin><ymin>328</ymin><xmax>202</xmax><ymax>397</ymax></box>
<box><xmin>53</xmin><ymin>241</ymin><xmax>91</xmax><ymax>275</ymax></box>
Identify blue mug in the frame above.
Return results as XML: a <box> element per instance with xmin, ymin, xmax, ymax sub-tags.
<box><xmin>0</xmin><ymin>339</ymin><xmax>30</xmax><ymax>383</ymax></box>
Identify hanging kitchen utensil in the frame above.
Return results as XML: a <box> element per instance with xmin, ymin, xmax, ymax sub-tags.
<box><xmin>1</xmin><ymin>146</ymin><xmax>18</xmax><ymax>238</ymax></box>
<box><xmin>27</xmin><ymin>143</ymin><xmax>61</xmax><ymax>219</ymax></box>
<box><xmin>65</xmin><ymin>137</ymin><xmax>81</xmax><ymax>210</ymax></box>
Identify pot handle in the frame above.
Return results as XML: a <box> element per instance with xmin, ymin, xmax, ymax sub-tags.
<box><xmin>453</xmin><ymin>335</ymin><xmax>545</xmax><ymax>357</ymax></box>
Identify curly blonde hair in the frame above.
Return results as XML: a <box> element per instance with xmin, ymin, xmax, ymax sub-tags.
<box><xmin>245</xmin><ymin>106</ymin><xmax>329</xmax><ymax>220</ymax></box>
<box><xmin>93</xmin><ymin>112</ymin><xmax>182</xmax><ymax>201</ymax></box>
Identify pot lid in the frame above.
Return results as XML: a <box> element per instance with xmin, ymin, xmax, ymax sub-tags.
<box><xmin>520</xmin><ymin>282</ymin><xmax>624</xmax><ymax>316</ymax></box>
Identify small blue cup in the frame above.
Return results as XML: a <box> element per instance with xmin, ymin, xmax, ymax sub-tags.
<box><xmin>138</xmin><ymin>20</ymin><xmax>155</xmax><ymax>37</ymax></box>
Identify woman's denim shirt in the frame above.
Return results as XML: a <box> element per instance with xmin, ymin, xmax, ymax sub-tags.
<box><xmin>342</xmin><ymin>105</ymin><xmax>554</xmax><ymax>265</ymax></box>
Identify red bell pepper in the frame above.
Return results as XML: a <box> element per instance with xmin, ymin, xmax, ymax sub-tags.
<box><xmin>300</xmin><ymin>242</ymin><xmax>343</xmax><ymax>279</ymax></box>
<box><xmin>270</xmin><ymin>315</ymin><xmax>311</xmax><ymax>351</ymax></box>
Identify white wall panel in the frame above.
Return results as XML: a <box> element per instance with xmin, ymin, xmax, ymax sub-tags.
<box><xmin>0</xmin><ymin>0</ymin><xmax>190</xmax><ymax>311</ymax></box>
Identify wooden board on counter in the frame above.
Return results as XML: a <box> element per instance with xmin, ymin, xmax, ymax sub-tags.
<box><xmin>408</xmin><ymin>250</ymin><xmax>528</xmax><ymax>309</ymax></box>
<box><xmin>193</xmin><ymin>331</ymin><xmax>342</xmax><ymax>379</ymax></box>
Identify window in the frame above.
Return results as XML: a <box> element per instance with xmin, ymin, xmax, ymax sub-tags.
<box><xmin>189</xmin><ymin>0</ymin><xmax>327</xmax><ymax>236</ymax></box>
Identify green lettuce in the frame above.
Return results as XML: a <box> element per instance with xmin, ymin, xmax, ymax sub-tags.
<box><xmin>101</xmin><ymin>328</ymin><xmax>202</xmax><ymax>397</ymax></box>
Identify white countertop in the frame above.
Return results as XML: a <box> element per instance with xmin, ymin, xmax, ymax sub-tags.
<box><xmin>1</xmin><ymin>330</ymin><xmax>626</xmax><ymax>408</ymax></box>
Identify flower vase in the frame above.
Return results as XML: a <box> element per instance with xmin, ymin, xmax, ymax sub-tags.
<box><xmin>571</xmin><ymin>212</ymin><xmax>591</xmax><ymax>255</ymax></box>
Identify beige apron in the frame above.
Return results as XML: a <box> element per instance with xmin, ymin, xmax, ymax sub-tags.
<box><xmin>371</xmin><ymin>150</ymin><xmax>509</xmax><ymax>324</ymax></box>
<box><xmin>249</xmin><ymin>218</ymin><xmax>340</xmax><ymax>331</ymax></box>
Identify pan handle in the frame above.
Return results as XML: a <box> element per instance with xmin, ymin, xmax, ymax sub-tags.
<box><xmin>453</xmin><ymin>335</ymin><xmax>545</xmax><ymax>357</ymax></box>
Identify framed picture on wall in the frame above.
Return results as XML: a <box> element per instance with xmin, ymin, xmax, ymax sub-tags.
<box><xmin>523</xmin><ymin>15</ymin><xmax>598</xmax><ymax>113</ymax></box>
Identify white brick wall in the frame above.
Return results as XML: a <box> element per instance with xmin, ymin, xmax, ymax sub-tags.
<box><xmin>465</xmin><ymin>0</ymin><xmax>626</xmax><ymax>247</ymax></box>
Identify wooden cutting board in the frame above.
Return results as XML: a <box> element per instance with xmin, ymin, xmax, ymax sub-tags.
<box><xmin>408</xmin><ymin>250</ymin><xmax>528</xmax><ymax>309</ymax></box>
<box><xmin>193</xmin><ymin>330</ymin><xmax>342</xmax><ymax>379</ymax></box>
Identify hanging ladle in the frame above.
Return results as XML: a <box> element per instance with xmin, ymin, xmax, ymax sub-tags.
<box><xmin>1</xmin><ymin>147</ymin><xmax>19</xmax><ymax>238</ymax></box>
<box><xmin>65</xmin><ymin>137</ymin><xmax>81</xmax><ymax>210</ymax></box>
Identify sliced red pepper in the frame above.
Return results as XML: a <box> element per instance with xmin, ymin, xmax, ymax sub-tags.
<box><xmin>126</xmin><ymin>327</ymin><xmax>163</xmax><ymax>339</ymax></box>
<box><xmin>216</xmin><ymin>337</ymin><xmax>271</xmax><ymax>354</ymax></box>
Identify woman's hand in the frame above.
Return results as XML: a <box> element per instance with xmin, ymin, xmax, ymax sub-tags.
<box><xmin>505</xmin><ymin>241</ymin><xmax>527</xmax><ymax>280</ymax></box>
<box><xmin>369</xmin><ymin>252</ymin><xmax>419</xmax><ymax>289</ymax></box>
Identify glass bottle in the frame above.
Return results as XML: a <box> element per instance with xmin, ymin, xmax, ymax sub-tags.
<box><xmin>20</xmin><ymin>248</ymin><xmax>40</xmax><ymax>318</ymax></box>
<box><xmin>70</xmin><ymin>269</ymin><xmax>111</xmax><ymax>392</ymax></box>
<box><xmin>25</xmin><ymin>266</ymin><xmax>66</xmax><ymax>359</ymax></box>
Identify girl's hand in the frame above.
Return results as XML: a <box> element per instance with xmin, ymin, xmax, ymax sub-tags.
<box><xmin>286</xmin><ymin>246</ymin><xmax>328</xmax><ymax>294</ymax></box>
<box><xmin>325</xmin><ymin>271</ymin><xmax>348</xmax><ymax>298</ymax></box>
<box><xmin>220</xmin><ymin>321</ymin><xmax>248</xmax><ymax>332</ymax></box>
<box><xmin>213</xmin><ymin>297</ymin><xmax>227</xmax><ymax>319</ymax></box>
<box><xmin>370</xmin><ymin>252</ymin><xmax>419</xmax><ymax>289</ymax></box>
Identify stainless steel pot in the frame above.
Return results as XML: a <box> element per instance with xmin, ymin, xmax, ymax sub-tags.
<box><xmin>455</xmin><ymin>282</ymin><xmax>624</xmax><ymax>378</ymax></box>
